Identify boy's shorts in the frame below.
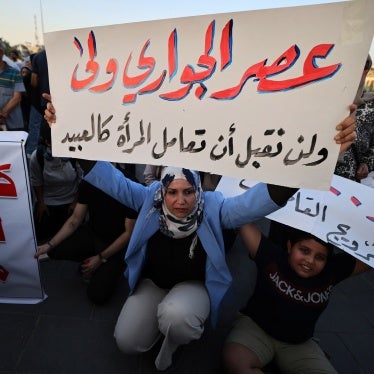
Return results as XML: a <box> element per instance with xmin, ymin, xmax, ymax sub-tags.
<box><xmin>225</xmin><ymin>313</ymin><xmax>337</xmax><ymax>374</ymax></box>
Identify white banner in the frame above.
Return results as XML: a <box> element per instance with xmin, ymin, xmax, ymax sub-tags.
<box><xmin>45</xmin><ymin>0</ymin><xmax>374</xmax><ymax>190</ymax></box>
<box><xmin>0</xmin><ymin>132</ymin><xmax>45</xmax><ymax>303</ymax></box>
<box><xmin>216</xmin><ymin>174</ymin><xmax>374</xmax><ymax>267</ymax></box>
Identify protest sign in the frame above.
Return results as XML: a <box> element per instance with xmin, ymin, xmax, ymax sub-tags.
<box><xmin>216</xmin><ymin>174</ymin><xmax>374</xmax><ymax>267</ymax></box>
<box><xmin>0</xmin><ymin>132</ymin><xmax>45</xmax><ymax>303</ymax></box>
<box><xmin>45</xmin><ymin>0</ymin><xmax>374</xmax><ymax>189</ymax></box>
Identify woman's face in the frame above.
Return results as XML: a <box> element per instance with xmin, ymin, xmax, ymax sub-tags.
<box><xmin>21</xmin><ymin>67</ymin><xmax>29</xmax><ymax>77</ymax></box>
<box><xmin>287</xmin><ymin>239</ymin><xmax>329</xmax><ymax>278</ymax></box>
<box><xmin>164</xmin><ymin>179</ymin><xmax>197</xmax><ymax>218</ymax></box>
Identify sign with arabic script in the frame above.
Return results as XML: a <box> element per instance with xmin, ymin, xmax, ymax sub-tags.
<box><xmin>0</xmin><ymin>132</ymin><xmax>46</xmax><ymax>303</ymax></box>
<box><xmin>45</xmin><ymin>0</ymin><xmax>374</xmax><ymax>189</ymax></box>
<box><xmin>216</xmin><ymin>174</ymin><xmax>374</xmax><ymax>268</ymax></box>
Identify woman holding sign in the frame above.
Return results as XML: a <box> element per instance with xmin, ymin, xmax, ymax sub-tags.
<box><xmin>42</xmin><ymin>95</ymin><xmax>356</xmax><ymax>371</ymax></box>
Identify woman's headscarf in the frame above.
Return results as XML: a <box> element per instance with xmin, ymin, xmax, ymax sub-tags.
<box><xmin>154</xmin><ymin>167</ymin><xmax>204</xmax><ymax>252</ymax></box>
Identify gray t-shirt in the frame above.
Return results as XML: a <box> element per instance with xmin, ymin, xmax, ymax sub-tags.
<box><xmin>29</xmin><ymin>147</ymin><xmax>81</xmax><ymax>205</ymax></box>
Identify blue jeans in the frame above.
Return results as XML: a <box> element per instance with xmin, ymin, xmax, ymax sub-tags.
<box><xmin>25</xmin><ymin>105</ymin><xmax>42</xmax><ymax>155</ymax></box>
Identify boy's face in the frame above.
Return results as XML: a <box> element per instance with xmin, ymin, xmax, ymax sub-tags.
<box><xmin>287</xmin><ymin>239</ymin><xmax>329</xmax><ymax>278</ymax></box>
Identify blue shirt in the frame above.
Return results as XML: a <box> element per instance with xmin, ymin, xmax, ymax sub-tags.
<box><xmin>0</xmin><ymin>62</ymin><xmax>25</xmax><ymax>129</ymax></box>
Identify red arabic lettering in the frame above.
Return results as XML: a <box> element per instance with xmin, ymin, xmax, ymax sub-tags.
<box><xmin>220</xmin><ymin>19</ymin><xmax>232</xmax><ymax>70</ymax></box>
<box><xmin>122</xmin><ymin>39</ymin><xmax>167</xmax><ymax>104</ymax></box>
<box><xmin>89</xmin><ymin>58</ymin><xmax>118</xmax><ymax>92</ymax></box>
<box><xmin>71</xmin><ymin>31</ymin><xmax>99</xmax><ymax>91</ymax></box>
<box><xmin>160</xmin><ymin>20</ymin><xmax>219</xmax><ymax>101</ymax></box>
<box><xmin>0</xmin><ymin>217</ymin><xmax>5</xmax><ymax>242</ymax></box>
<box><xmin>211</xmin><ymin>44</ymin><xmax>341</xmax><ymax>99</ymax></box>
<box><xmin>123</xmin><ymin>40</ymin><xmax>155</xmax><ymax>86</ymax></box>
<box><xmin>168</xmin><ymin>29</ymin><xmax>178</xmax><ymax>79</ymax></box>
<box><xmin>70</xmin><ymin>22</ymin><xmax>341</xmax><ymax>103</ymax></box>
<box><xmin>257</xmin><ymin>44</ymin><xmax>341</xmax><ymax>91</ymax></box>
<box><xmin>0</xmin><ymin>164</ymin><xmax>17</xmax><ymax>198</ymax></box>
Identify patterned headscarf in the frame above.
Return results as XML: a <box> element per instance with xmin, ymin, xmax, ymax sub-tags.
<box><xmin>154</xmin><ymin>167</ymin><xmax>204</xmax><ymax>244</ymax></box>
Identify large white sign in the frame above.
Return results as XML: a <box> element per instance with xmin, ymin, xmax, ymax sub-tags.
<box><xmin>45</xmin><ymin>0</ymin><xmax>374</xmax><ymax>189</ymax></box>
<box><xmin>0</xmin><ymin>132</ymin><xmax>45</xmax><ymax>303</ymax></box>
<box><xmin>216</xmin><ymin>174</ymin><xmax>374</xmax><ymax>267</ymax></box>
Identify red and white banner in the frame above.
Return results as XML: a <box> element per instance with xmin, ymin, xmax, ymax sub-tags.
<box><xmin>0</xmin><ymin>131</ymin><xmax>45</xmax><ymax>303</ymax></box>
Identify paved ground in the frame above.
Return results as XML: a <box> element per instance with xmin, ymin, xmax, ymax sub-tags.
<box><xmin>1</xmin><ymin>232</ymin><xmax>374</xmax><ymax>374</ymax></box>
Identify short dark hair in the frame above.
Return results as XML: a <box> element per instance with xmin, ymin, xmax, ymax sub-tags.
<box><xmin>288</xmin><ymin>227</ymin><xmax>333</xmax><ymax>256</ymax></box>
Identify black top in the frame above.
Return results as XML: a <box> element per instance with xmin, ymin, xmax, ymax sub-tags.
<box><xmin>143</xmin><ymin>230</ymin><xmax>206</xmax><ymax>289</ymax></box>
<box><xmin>241</xmin><ymin>235</ymin><xmax>356</xmax><ymax>343</ymax></box>
<box><xmin>78</xmin><ymin>180</ymin><xmax>138</xmax><ymax>244</ymax></box>
<box><xmin>31</xmin><ymin>50</ymin><xmax>50</xmax><ymax>111</ymax></box>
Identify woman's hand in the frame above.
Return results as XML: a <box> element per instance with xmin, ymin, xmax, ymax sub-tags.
<box><xmin>334</xmin><ymin>104</ymin><xmax>357</xmax><ymax>154</ymax></box>
<box><xmin>34</xmin><ymin>243</ymin><xmax>51</xmax><ymax>259</ymax></box>
<box><xmin>42</xmin><ymin>93</ymin><xmax>56</xmax><ymax>127</ymax></box>
<box><xmin>80</xmin><ymin>255</ymin><xmax>102</xmax><ymax>275</ymax></box>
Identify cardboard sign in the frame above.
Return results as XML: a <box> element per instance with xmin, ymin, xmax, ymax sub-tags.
<box><xmin>45</xmin><ymin>0</ymin><xmax>374</xmax><ymax>189</ymax></box>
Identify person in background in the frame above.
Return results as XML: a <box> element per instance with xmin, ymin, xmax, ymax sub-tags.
<box><xmin>0</xmin><ymin>41</ymin><xmax>25</xmax><ymax>131</ymax></box>
<box><xmin>222</xmin><ymin>224</ymin><xmax>370</xmax><ymax>374</ymax></box>
<box><xmin>20</xmin><ymin>65</ymin><xmax>32</xmax><ymax>130</ymax></box>
<box><xmin>335</xmin><ymin>54</ymin><xmax>373</xmax><ymax>182</ymax></box>
<box><xmin>25</xmin><ymin>49</ymin><xmax>50</xmax><ymax>156</ymax></box>
<box><xmin>9</xmin><ymin>49</ymin><xmax>24</xmax><ymax>70</ymax></box>
<box><xmin>34</xmin><ymin>166</ymin><xmax>138</xmax><ymax>305</ymax></box>
<box><xmin>143</xmin><ymin>164</ymin><xmax>164</xmax><ymax>186</ymax></box>
<box><xmin>29</xmin><ymin>122</ymin><xmax>82</xmax><ymax>243</ymax></box>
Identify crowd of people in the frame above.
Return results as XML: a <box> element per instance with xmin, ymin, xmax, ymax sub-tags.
<box><xmin>0</xmin><ymin>41</ymin><xmax>49</xmax><ymax>156</ymax></box>
<box><xmin>1</xmin><ymin>40</ymin><xmax>373</xmax><ymax>372</ymax></box>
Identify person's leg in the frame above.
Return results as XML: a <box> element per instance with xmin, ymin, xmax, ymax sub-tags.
<box><xmin>25</xmin><ymin>106</ymin><xmax>42</xmax><ymax>156</ymax></box>
<box><xmin>36</xmin><ymin>204</ymin><xmax>73</xmax><ymax>243</ymax></box>
<box><xmin>87</xmin><ymin>249</ymin><xmax>125</xmax><ymax>304</ymax></box>
<box><xmin>274</xmin><ymin>337</ymin><xmax>337</xmax><ymax>374</ymax></box>
<box><xmin>223</xmin><ymin>343</ymin><xmax>263</xmax><ymax>374</ymax></box>
<box><xmin>155</xmin><ymin>281</ymin><xmax>210</xmax><ymax>371</ymax></box>
<box><xmin>223</xmin><ymin>314</ymin><xmax>275</xmax><ymax>374</ymax></box>
<box><xmin>114</xmin><ymin>278</ymin><xmax>167</xmax><ymax>354</ymax></box>
<box><xmin>48</xmin><ymin>224</ymin><xmax>96</xmax><ymax>261</ymax></box>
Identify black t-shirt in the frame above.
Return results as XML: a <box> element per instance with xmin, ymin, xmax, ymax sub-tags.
<box><xmin>78</xmin><ymin>180</ymin><xmax>138</xmax><ymax>244</ymax></box>
<box><xmin>31</xmin><ymin>50</ymin><xmax>50</xmax><ymax>111</ymax></box>
<box><xmin>241</xmin><ymin>235</ymin><xmax>356</xmax><ymax>343</ymax></box>
<box><xmin>143</xmin><ymin>230</ymin><xmax>206</xmax><ymax>289</ymax></box>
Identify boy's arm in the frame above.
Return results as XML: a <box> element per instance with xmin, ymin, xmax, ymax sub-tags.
<box><xmin>239</xmin><ymin>223</ymin><xmax>262</xmax><ymax>259</ymax></box>
<box><xmin>350</xmin><ymin>259</ymin><xmax>371</xmax><ymax>277</ymax></box>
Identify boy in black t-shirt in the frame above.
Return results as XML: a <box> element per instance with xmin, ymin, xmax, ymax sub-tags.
<box><xmin>223</xmin><ymin>223</ymin><xmax>370</xmax><ymax>374</ymax></box>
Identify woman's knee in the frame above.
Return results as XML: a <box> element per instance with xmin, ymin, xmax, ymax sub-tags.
<box><xmin>157</xmin><ymin>299</ymin><xmax>205</xmax><ymax>342</ymax></box>
<box><xmin>114</xmin><ymin>322</ymin><xmax>158</xmax><ymax>354</ymax></box>
<box><xmin>114</xmin><ymin>327</ymin><xmax>134</xmax><ymax>353</ymax></box>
